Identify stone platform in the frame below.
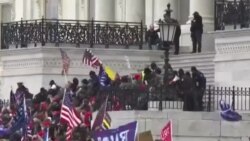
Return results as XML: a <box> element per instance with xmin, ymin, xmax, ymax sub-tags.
<box><xmin>105</xmin><ymin>111</ymin><xmax>250</xmax><ymax>141</ymax></box>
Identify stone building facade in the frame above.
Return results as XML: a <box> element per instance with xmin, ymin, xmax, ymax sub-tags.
<box><xmin>0</xmin><ymin>0</ymin><xmax>214</xmax><ymax>31</ymax></box>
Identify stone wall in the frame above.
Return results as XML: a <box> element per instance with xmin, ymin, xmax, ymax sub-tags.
<box><xmin>106</xmin><ymin>111</ymin><xmax>250</xmax><ymax>141</ymax></box>
<box><xmin>214</xmin><ymin>29</ymin><xmax>250</xmax><ymax>87</ymax></box>
<box><xmin>0</xmin><ymin>47</ymin><xmax>163</xmax><ymax>99</ymax></box>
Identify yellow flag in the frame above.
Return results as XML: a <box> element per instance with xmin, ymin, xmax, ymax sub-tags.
<box><xmin>104</xmin><ymin>66</ymin><xmax>117</xmax><ymax>81</ymax></box>
<box><xmin>141</xmin><ymin>71</ymin><xmax>145</xmax><ymax>80</ymax></box>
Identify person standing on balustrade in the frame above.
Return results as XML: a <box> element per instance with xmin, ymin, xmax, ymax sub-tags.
<box><xmin>190</xmin><ymin>11</ymin><xmax>203</xmax><ymax>53</ymax></box>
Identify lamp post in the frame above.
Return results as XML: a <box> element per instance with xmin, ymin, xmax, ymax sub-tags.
<box><xmin>158</xmin><ymin>3</ymin><xmax>178</xmax><ymax>111</ymax></box>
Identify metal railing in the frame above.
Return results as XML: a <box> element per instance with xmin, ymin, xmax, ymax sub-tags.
<box><xmin>96</xmin><ymin>85</ymin><xmax>250</xmax><ymax>112</ymax></box>
<box><xmin>215</xmin><ymin>0</ymin><xmax>250</xmax><ymax>30</ymax></box>
<box><xmin>2</xmin><ymin>86</ymin><xmax>249</xmax><ymax>111</ymax></box>
<box><xmin>1</xmin><ymin>18</ymin><xmax>146</xmax><ymax>49</ymax></box>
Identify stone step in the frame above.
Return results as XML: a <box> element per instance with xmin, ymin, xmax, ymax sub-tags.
<box><xmin>156</xmin><ymin>52</ymin><xmax>215</xmax><ymax>85</ymax></box>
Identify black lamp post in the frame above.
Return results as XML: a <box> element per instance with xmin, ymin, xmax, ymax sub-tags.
<box><xmin>158</xmin><ymin>3</ymin><xmax>178</xmax><ymax>111</ymax></box>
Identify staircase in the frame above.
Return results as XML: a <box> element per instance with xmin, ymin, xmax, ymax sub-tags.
<box><xmin>157</xmin><ymin>52</ymin><xmax>215</xmax><ymax>86</ymax></box>
<box><xmin>149</xmin><ymin>52</ymin><xmax>216</xmax><ymax>111</ymax></box>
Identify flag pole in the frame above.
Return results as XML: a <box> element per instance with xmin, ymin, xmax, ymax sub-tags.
<box><xmin>63</xmin><ymin>69</ymin><xmax>68</xmax><ymax>84</ymax></box>
<box><xmin>60</xmin><ymin>69</ymin><xmax>68</xmax><ymax>121</ymax></box>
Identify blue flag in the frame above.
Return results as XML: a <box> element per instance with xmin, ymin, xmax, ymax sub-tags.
<box><xmin>44</xmin><ymin>128</ymin><xmax>49</xmax><ymax>141</ymax></box>
<box><xmin>99</xmin><ymin>66</ymin><xmax>111</xmax><ymax>87</ymax></box>
<box><xmin>10</xmin><ymin>94</ymin><xmax>26</xmax><ymax>133</ymax></box>
<box><xmin>220</xmin><ymin>100</ymin><xmax>242</xmax><ymax>121</ymax></box>
<box><xmin>0</xmin><ymin>127</ymin><xmax>10</xmax><ymax>137</ymax></box>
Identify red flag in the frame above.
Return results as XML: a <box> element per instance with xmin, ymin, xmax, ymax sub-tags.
<box><xmin>161</xmin><ymin>120</ymin><xmax>173</xmax><ymax>141</ymax></box>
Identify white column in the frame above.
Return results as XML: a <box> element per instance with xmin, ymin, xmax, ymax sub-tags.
<box><xmin>46</xmin><ymin>0</ymin><xmax>59</xmax><ymax>19</ymax></box>
<box><xmin>32</xmin><ymin>0</ymin><xmax>41</xmax><ymax>19</ymax></box>
<box><xmin>15</xmin><ymin>0</ymin><xmax>24</xmax><ymax>20</ymax></box>
<box><xmin>77</xmin><ymin>0</ymin><xmax>89</xmax><ymax>20</ymax></box>
<box><xmin>95</xmin><ymin>0</ymin><xmax>115</xmax><ymax>21</ymax></box>
<box><xmin>62</xmin><ymin>0</ymin><xmax>76</xmax><ymax>19</ymax></box>
<box><xmin>188</xmin><ymin>0</ymin><xmax>214</xmax><ymax>31</ymax></box>
<box><xmin>125</xmin><ymin>0</ymin><xmax>145</xmax><ymax>22</ymax></box>
<box><xmin>145</xmin><ymin>0</ymin><xmax>154</xmax><ymax>27</ymax></box>
<box><xmin>2</xmin><ymin>4</ymin><xmax>12</xmax><ymax>22</ymax></box>
<box><xmin>115</xmin><ymin>0</ymin><xmax>125</xmax><ymax>21</ymax></box>
<box><xmin>23</xmin><ymin>0</ymin><xmax>32</xmax><ymax>20</ymax></box>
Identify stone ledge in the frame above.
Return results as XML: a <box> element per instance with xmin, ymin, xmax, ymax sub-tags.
<box><xmin>104</xmin><ymin>111</ymin><xmax>250</xmax><ymax>140</ymax></box>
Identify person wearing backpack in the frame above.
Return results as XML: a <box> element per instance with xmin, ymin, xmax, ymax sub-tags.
<box><xmin>191</xmin><ymin>66</ymin><xmax>206</xmax><ymax>111</ymax></box>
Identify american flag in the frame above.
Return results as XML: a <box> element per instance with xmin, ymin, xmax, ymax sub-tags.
<box><xmin>82</xmin><ymin>49</ymin><xmax>102</xmax><ymax>69</ymax></box>
<box><xmin>60</xmin><ymin>89</ymin><xmax>81</xmax><ymax>140</ymax></box>
<box><xmin>60</xmin><ymin>48</ymin><xmax>70</xmax><ymax>75</ymax></box>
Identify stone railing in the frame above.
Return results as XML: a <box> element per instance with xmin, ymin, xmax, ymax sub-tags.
<box><xmin>215</xmin><ymin>29</ymin><xmax>250</xmax><ymax>55</ymax></box>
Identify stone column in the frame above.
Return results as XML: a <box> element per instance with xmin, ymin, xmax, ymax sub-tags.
<box><xmin>180</xmin><ymin>0</ymin><xmax>214</xmax><ymax>52</ymax></box>
<box><xmin>23</xmin><ymin>0</ymin><xmax>32</xmax><ymax>20</ymax></box>
<box><xmin>145</xmin><ymin>0</ymin><xmax>154</xmax><ymax>27</ymax></box>
<box><xmin>188</xmin><ymin>0</ymin><xmax>214</xmax><ymax>31</ymax></box>
<box><xmin>77</xmin><ymin>0</ymin><xmax>89</xmax><ymax>20</ymax></box>
<box><xmin>125</xmin><ymin>0</ymin><xmax>145</xmax><ymax>22</ymax></box>
<box><xmin>32</xmin><ymin>0</ymin><xmax>41</xmax><ymax>19</ymax></box>
<box><xmin>15</xmin><ymin>0</ymin><xmax>24</xmax><ymax>21</ymax></box>
<box><xmin>2</xmin><ymin>4</ymin><xmax>12</xmax><ymax>22</ymax></box>
<box><xmin>95</xmin><ymin>0</ymin><xmax>115</xmax><ymax>21</ymax></box>
<box><xmin>115</xmin><ymin>0</ymin><xmax>125</xmax><ymax>21</ymax></box>
<box><xmin>62</xmin><ymin>0</ymin><xmax>76</xmax><ymax>19</ymax></box>
<box><xmin>46</xmin><ymin>0</ymin><xmax>59</xmax><ymax>19</ymax></box>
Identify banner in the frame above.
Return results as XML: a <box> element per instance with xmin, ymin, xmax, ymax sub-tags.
<box><xmin>161</xmin><ymin>120</ymin><xmax>173</xmax><ymax>141</ymax></box>
<box><xmin>93</xmin><ymin>121</ymin><xmax>137</xmax><ymax>141</ymax></box>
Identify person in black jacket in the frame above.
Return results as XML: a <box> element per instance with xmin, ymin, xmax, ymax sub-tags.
<box><xmin>191</xmin><ymin>66</ymin><xmax>206</xmax><ymax>111</ymax></box>
<box><xmin>145</xmin><ymin>25</ymin><xmax>161</xmax><ymax>50</ymax></box>
<box><xmin>174</xmin><ymin>20</ymin><xmax>181</xmax><ymax>55</ymax></box>
<box><xmin>182</xmin><ymin>72</ymin><xmax>195</xmax><ymax>111</ymax></box>
<box><xmin>190</xmin><ymin>11</ymin><xmax>203</xmax><ymax>53</ymax></box>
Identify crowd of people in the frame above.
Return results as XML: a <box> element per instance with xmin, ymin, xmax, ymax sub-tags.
<box><xmin>0</xmin><ymin>61</ymin><xmax>206</xmax><ymax>140</ymax></box>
